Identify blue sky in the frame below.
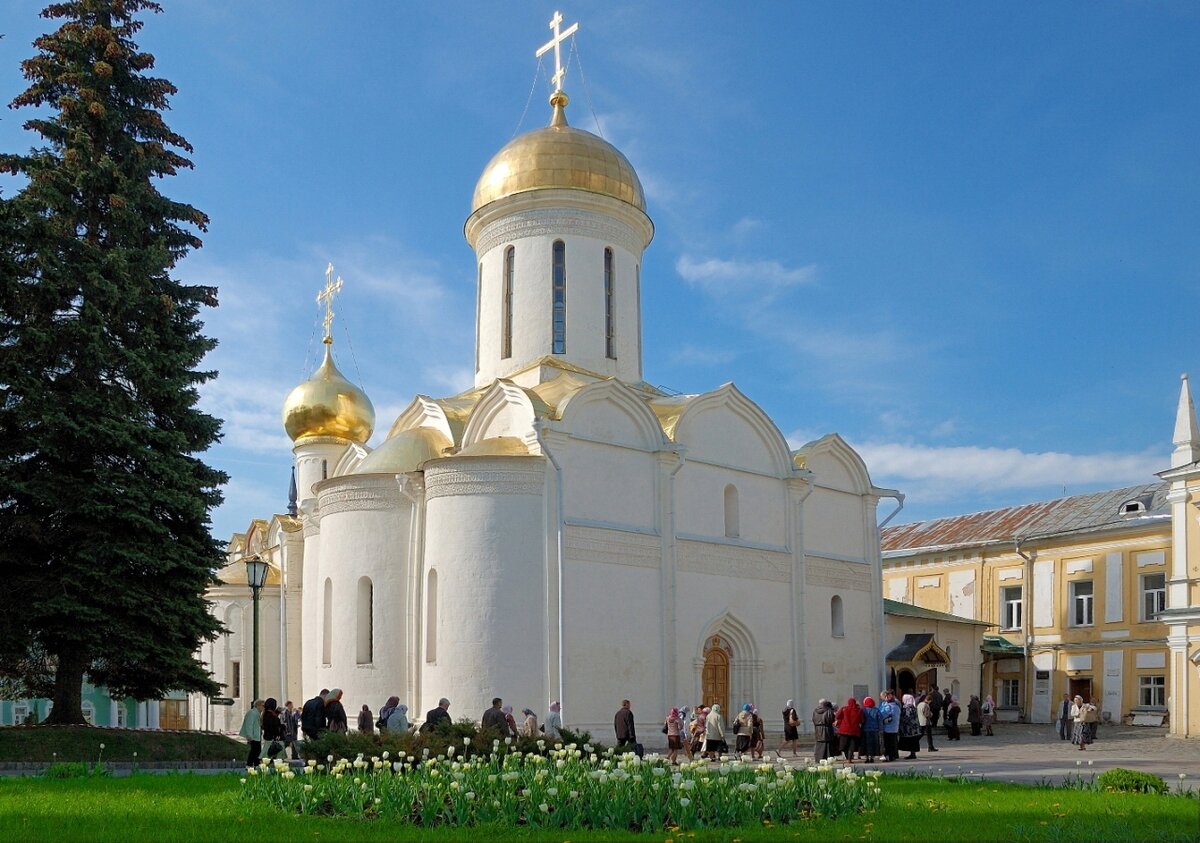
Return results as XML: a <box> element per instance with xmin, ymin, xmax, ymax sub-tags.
<box><xmin>2</xmin><ymin>2</ymin><xmax>1198</xmax><ymax>540</ymax></box>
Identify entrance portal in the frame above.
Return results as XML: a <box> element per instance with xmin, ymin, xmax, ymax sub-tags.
<box><xmin>702</xmin><ymin>636</ymin><xmax>731</xmax><ymax>713</ymax></box>
<box><xmin>1069</xmin><ymin>677</ymin><xmax>1093</xmax><ymax>702</ymax></box>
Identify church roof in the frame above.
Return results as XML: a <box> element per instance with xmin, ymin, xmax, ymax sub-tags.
<box><xmin>881</xmin><ymin>482</ymin><xmax>1169</xmax><ymax>556</ymax></box>
<box><xmin>885</xmin><ymin>633</ymin><xmax>950</xmax><ymax>665</ymax></box>
<box><xmin>883</xmin><ymin>598</ymin><xmax>991</xmax><ymax>626</ymax></box>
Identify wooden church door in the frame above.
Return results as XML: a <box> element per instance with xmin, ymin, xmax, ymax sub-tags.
<box><xmin>702</xmin><ymin>636</ymin><xmax>731</xmax><ymax>712</ymax></box>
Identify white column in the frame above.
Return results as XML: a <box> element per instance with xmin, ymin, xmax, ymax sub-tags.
<box><xmin>109</xmin><ymin>697</ymin><xmax>120</xmax><ymax>727</ymax></box>
<box><xmin>786</xmin><ymin>475</ymin><xmax>813</xmax><ymax>729</ymax></box>
<box><xmin>148</xmin><ymin>701</ymin><xmax>160</xmax><ymax>729</ymax></box>
<box><xmin>656</xmin><ymin>449</ymin><xmax>684</xmax><ymax>715</ymax></box>
<box><xmin>136</xmin><ymin>701</ymin><xmax>147</xmax><ymax>728</ymax></box>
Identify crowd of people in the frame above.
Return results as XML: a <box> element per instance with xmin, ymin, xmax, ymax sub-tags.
<box><xmin>237</xmin><ymin>684</ymin><xmax>1102</xmax><ymax>769</ymax></box>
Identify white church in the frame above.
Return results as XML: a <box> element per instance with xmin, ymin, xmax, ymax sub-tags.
<box><xmin>196</xmin><ymin>16</ymin><xmax>897</xmax><ymax>737</ymax></box>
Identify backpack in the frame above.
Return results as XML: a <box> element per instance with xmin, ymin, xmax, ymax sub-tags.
<box><xmin>376</xmin><ymin>715</ymin><xmax>388</xmax><ymax>730</ymax></box>
<box><xmin>300</xmin><ymin>696</ymin><xmax>325</xmax><ymax>733</ymax></box>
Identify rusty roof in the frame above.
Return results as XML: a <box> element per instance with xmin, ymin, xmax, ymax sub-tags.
<box><xmin>881</xmin><ymin>482</ymin><xmax>1169</xmax><ymax>555</ymax></box>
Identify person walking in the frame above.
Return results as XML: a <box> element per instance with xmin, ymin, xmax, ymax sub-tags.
<box><xmin>482</xmin><ymin>698</ymin><xmax>508</xmax><ymax>734</ymax></box>
<box><xmin>751</xmin><ymin>706</ymin><xmax>765</xmax><ymax>760</ymax></box>
<box><xmin>502</xmin><ymin>705</ymin><xmax>519</xmax><ymax>738</ymax></box>
<box><xmin>262</xmin><ymin>698</ymin><xmax>285</xmax><ymax>761</ymax></box>
<box><xmin>1056</xmin><ymin>693</ymin><xmax>1072</xmax><ymax>741</ymax></box>
<box><xmin>917</xmin><ymin>693</ymin><xmax>938</xmax><ymax>752</ymax></box>
<box><xmin>1070</xmin><ymin>695</ymin><xmax>1093</xmax><ymax>750</ymax></box>
<box><xmin>734</xmin><ymin>704</ymin><xmax>754</xmax><ymax>757</ymax></box>
<box><xmin>665</xmin><ymin>706</ymin><xmax>684</xmax><ymax>764</ymax></box>
<box><xmin>544</xmin><ymin>701</ymin><xmax>563</xmax><ymax>740</ymax></box>
<box><xmin>834</xmin><ymin>696</ymin><xmax>863</xmax><ymax>764</ymax></box>
<box><xmin>422</xmin><ymin>698</ymin><xmax>451</xmax><ymax>733</ymax></box>
<box><xmin>614</xmin><ymin>699</ymin><xmax>639</xmax><ymax>755</ymax></box>
<box><xmin>300</xmin><ymin>689</ymin><xmax>328</xmax><ymax>742</ymax></box>
<box><xmin>859</xmin><ymin>696</ymin><xmax>881</xmax><ymax>763</ymax></box>
<box><xmin>1087</xmin><ymin>696</ymin><xmax>1102</xmax><ymax>745</ymax></box>
<box><xmin>357</xmin><ymin>704</ymin><xmax>374</xmax><ymax>734</ymax></box>
<box><xmin>281</xmin><ymin>700</ymin><xmax>300</xmax><ymax>759</ymax></box>
<box><xmin>982</xmin><ymin>694</ymin><xmax>996</xmax><ymax>736</ymax></box>
<box><xmin>239</xmin><ymin>699</ymin><xmax>264</xmax><ymax>768</ymax></box>
<box><xmin>945</xmin><ymin>695</ymin><xmax>962</xmax><ymax>741</ymax></box>
<box><xmin>898</xmin><ymin>694</ymin><xmax>921</xmax><ymax>760</ymax></box>
<box><xmin>780</xmin><ymin>699</ymin><xmax>800</xmax><ymax>756</ymax></box>
<box><xmin>378</xmin><ymin>695</ymin><xmax>399</xmax><ymax>731</ymax></box>
<box><xmin>521</xmin><ymin>708</ymin><xmax>539</xmax><ymax>737</ymax></box>
<box><xmin>966</xmin><ymin>695</ymin><xmax>982</xmax><ymax>736</ymax></box>
<box><xmin>325</xmin><ymin>689</ymin><xmax>348</xmax><ymax>733</ymax></box>
<box><xmin>386</xmin><ymin>703</ymin><xmax>410</xmax><ymax>734</ymax></box>
<box><xmin>704</xmin><ymin>703</ymin><xmax>727</xmax><ymax>759</ymax></box>
<box><xmin>879</xmin><ymin>692</ymin><xmax>900</xmax><ymax>761</ymax></box>
<box><xmin>928</xmin><ymin>687</ymin><xmax>943</xmax><ymax>732</ymax></box>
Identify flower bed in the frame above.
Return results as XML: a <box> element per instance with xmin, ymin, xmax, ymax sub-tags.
<box><xmin>240</xmin><ymin>742</ymin><xmax>881</xmax><ymax>831</ymax></box>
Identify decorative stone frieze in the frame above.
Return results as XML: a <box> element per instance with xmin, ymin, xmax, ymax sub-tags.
<box><xmin>425</xmin><ymin>461</ymin><xmax>545</xmax><ymax>500</ymax></box>
<box><xmin>566</xmin><ymin>525</ymin><xmax>660</xmax><ymax>568</ymax></box>
<box><xmin>316</xmin><ymin>475</ymin><xmax>403</xmax><ymax>516</ymax></box>
<box><xmin>677</xmin><ymin>539</ymin><xmax>790</xmax><ymax>582</ymax></box>
<box><xmin>805</xmin><ymin>558</ymin><xmax>873</xmax><ymax>592</ymax></box>
<box><xmin>476</xmin><ymin>208</ymin><xmax>642</xmax><ymax>256</ymax></box>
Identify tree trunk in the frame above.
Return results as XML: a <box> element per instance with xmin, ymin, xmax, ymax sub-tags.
<box><xmin>45</xmin><ymin>648</ymin><xmax>87</xmax><ymax>725</ymax></box>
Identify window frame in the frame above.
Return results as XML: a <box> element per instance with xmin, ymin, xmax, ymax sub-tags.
<box><xmin>1140</xmin><ymin>572</ymin><xmax>1166</xmax><ymax>622</ymax></box>
<box><xmin>551</xmin><ymin>240</ymin><xmax>566</xmax><ymax>354</ymax></box>
<box><xmin>1138</xmin><ymin>674</ymin><xmax>1166</xmax><ymax>707</ymax></box>
<box><xmin>1000</xmin><ymin>678</ymin><xmax>1020</xmax><ymax>708</ymax></box>
<box><xmin>1070</xmin><ymin>579</ymin><xmax>1094</xmax><ymax>627</ymax></box>
<box><xmin>1000</xmin><ymin>584</ymin><xmax>1023</xmax><ymax>631</ymax></box>
<box><xmin>501</xmin><ymin>247</ymin><xmax>514</xmax><ymax>360</ymax></box>
<box><xmin>604</xmin><ymin>247</ymin><xmax>616</xmax><ymax>359</ymax></box>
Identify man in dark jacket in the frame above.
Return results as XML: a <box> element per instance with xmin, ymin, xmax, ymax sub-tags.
<box><xmin>928</xmin><ymin>687</ymin><xmax>943</xmax><ymax>729</ymax></box>
<box><xmin>300</xmin><ymin>689</ymin><xmax>328</xmax><ymax>741</ymax></box>
<box><xmin>614</xmin><ymin>699</ymin><xmax>637</xmax><ymax>751</ymax></box>
<box><xmin>422</xmin><ymin>697</ymin><xmax>452</xmax><ymax>733</ymax></box>
<box><xmin>481</xmin><ymin>697</ymin><xmax>508</xmax><ymax>733</ymax></box>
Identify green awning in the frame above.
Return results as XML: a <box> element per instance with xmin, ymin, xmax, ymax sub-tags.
<box><xmin>981</xmin><ymin>635</ymin><xmax>1024</xmax><ymax>657</ymax></box>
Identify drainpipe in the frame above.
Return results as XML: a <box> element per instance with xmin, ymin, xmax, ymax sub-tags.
<box><xmin>877</xmin><ymin>492</ymin><xmax>904</xmax><ymax>691</ymax></box>
<box><xmin>534</xmin><ymin>421</ymin><xmax>566</xmax><ymax>727</ymax></box>
<box><xmin>1015</xmin><ymin>539</ymin><xmax>1035</xmax><ymax>723</ymax></box>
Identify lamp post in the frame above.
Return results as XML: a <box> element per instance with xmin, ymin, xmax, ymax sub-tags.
<box><xmin>244</xmin><ymin>555</ymin><xmax>270</xmax><ymax>703</ymax></box>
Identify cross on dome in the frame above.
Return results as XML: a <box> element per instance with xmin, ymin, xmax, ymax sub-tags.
<box><xmin>536</xmin><ymin>10</ymin><xmax>579</xmax><ymax>93</ymax></box>
<box><xmin>317</xmin><ymin>262</ymin><xmax>344</xmax><ymax>344</ymax></box>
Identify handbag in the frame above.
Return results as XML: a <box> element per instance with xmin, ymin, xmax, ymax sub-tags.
<box><xmin>661</xmin><ymin>722</ymin><xmax>668</xmax><ymax>734</ymax></box>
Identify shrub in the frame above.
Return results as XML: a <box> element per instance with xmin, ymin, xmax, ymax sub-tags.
<box><xmin>42</xmin><ymin>761</ymin><xmax>107</xmax><ymax>779</ymax></box>
<box><xmin>1097</xmin><ymin>768</ymin><xmax>1167</xmax><ymax>794</ymax></box>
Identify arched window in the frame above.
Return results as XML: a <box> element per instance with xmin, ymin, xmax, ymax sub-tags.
<box><xmin>723</xmin><ymin>484</ymin><xmax>740</xmax><ymax>538</ymax></box>
<box><xmin>426</xmin><ymin>569</ymin><xmax>438</xmax><ymax>663</ymax></box>
<box><xmin>604</xmin><ymin>247</ymin><xmax>616</xmax><ymax>359</ymax></box>
<box><xmin>552</xmin><ymin>240</ymin><xmax>566</xmax><ymax>354</ymax></box>
<box><xmin>356</xmin><ymin>576</ymin><xmax>373</xmax><ymax>665</ymax></box>
<box><xmin>502</xmin><ymin>247</ymin><xmax>514</xmax><ymax>359</ymax></box>
<box><xmin>831</xmin><ymin>595</ymin><xmax>845</xmax><ymax>638</ymax></box>
<box><xmin>322</xmin><ymin>578</ymin><xmax>333</xmax><ymax>665</ymax></box>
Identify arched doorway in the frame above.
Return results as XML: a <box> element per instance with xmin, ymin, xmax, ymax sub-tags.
<box><xmin>897</xmin><ymin>668</ymin><xmax>916</xmax><ymax>697</ymax></box>
<box><xmin>702</xmin><ymin>635</ymin><xmax>731</xmax><ymax>713</ymax></box>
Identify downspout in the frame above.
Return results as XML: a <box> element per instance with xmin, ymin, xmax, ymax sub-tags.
<box><xmin>534</xmin><ymin>421</ymin><xmax>566</xmax><ymax>726</ymax></box>
<box><xmin>1015</xmin><ymin>539</ymin><xmax>1035</xmax><ymax>723</ymax></box>
<box><xmin>877</xmin><ymin>492</ymin><xmax>905</xmax><ymax>691</ymax></box>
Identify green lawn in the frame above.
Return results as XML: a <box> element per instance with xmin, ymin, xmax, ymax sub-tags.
<box><xmin>0</xmin><ymin>773</ymin><xmax>1194</xmax><ymax>842</ymax></box>
<box><xmin>0</xmin><ymin>726</ymin><xmax>243</xmax><ymax>763</ymax></box>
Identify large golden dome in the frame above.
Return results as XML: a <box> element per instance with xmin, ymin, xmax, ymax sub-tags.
<box><xmin>282</xmin><ymin>342</ymin><xmax>375</xmax><ymax>444</ymax></box>
<box><xmin>471</xmin><ymin>93</ymin><xmax>645</xmax><ymax>215</ymax></box>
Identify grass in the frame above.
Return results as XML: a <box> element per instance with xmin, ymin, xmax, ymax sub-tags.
<box><xmin>0</xmin><ymin>726</ymin><xmax>244</xmax><ymax>763</ymax></box>
<box><xmin>0</xmin><ymin>772</ymin><xmax>1195</xmax><ymax>842</ymax></box>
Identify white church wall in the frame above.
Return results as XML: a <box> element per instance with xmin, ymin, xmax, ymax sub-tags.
<box><xmin>314</xmin><ymin>475</ymin><xmax>408</xmax><ymax>713</ymax></box>
<box><xmin>558</xmin><ymin>439</ymin><xmax>657</xmax><ymax>530</ymax></box>
<box><xmin>802</xmin><ymin>487</ymin><xmax>868</xmax><ymax>562</ymax></box>
<box><xmin>673</xmin><ymin>391</ymin><xmax>791</xmax><ymax>478</ymax></box>
<box><xmin>674</xmin><ymin>462</ymin><xmax>787</xmax><ymax>547</ymax></box>
<box><xmin>300</xmin><ymin>523</ymin><xmax>321</xmax><ymax>702</ymax></box>
<box><xmin>420</xmin><ymin>458</ymin><xmax>548</xmax><ymax>721</ymax></box>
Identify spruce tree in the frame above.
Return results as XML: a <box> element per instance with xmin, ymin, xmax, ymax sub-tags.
<box><xmin>0</xmin><ymin>0</ymin><xmax>225</xmax><ymax>724</ymax></box>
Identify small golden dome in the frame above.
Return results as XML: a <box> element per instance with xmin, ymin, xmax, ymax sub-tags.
<box><xmin>282</xmin><ymin>342</ymin><xmax>375</xmax><ymax>444</ymax></box>
<box><xmin>471</xmin><ymin>92</ymin><xmax>645</xmax><ymax>214</ymax></box>
<box><xmin>354</xmin><ymin>427</ymin><xmax>452</xmax><ymax>474</ymax></box>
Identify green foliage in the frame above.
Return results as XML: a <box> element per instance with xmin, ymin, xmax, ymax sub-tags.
<box><xmin>1098</xmin><ymin>768</ymin><xmax>1168</xmax><ymax>794</ymax></box>
<box><xmin>0</xmin><ymin>0</ymin><xmax>225</xmax><ymax>723</ymax></box>
<box><xmin>0</xmin><ymin>725</ymin><xmax>245</xmax><ymax>762</ymax></box>
<box><xmin>42</xmin><ymin>761</ymin><xmax>108</xmax><ymax>779</ymax></box>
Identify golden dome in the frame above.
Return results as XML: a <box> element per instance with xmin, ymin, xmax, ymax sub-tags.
<box><xmin>282</xmin><ymin>342</ymin><xmax>375</xmax><ymax>444</ymax></box>
<box><xmin>354</xmin><ymin>427</ymin><xmax>452</xmax><ymax>474</ymax></box>
<box><xmin>471</xmin><ymin>92</ymin><xmax>645</xmax><ymax>215</ymax></box>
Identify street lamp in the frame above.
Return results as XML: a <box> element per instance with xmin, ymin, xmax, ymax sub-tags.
<box><xmin>244</xmin><ymin>555</ymin><xmax>270</xmax><ymax>703</ymax></box>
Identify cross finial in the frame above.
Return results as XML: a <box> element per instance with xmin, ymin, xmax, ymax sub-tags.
<box><xmin>536</xmin><ymin>10</ymin><xmax>579</xmax><ymax>93</ymax></box>
<box><xmin>317</xmin><ymin>262</ymin><xmax>344</xmax><ymax>344</ymax></box>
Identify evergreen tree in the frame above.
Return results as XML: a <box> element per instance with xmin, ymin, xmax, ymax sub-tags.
<box><xmin>0</xmin><ymin>0</ymin><xmax>225</xmax><ymax>724</ymax></box>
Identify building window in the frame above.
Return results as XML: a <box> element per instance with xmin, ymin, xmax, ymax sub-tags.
<box><xmin>13</xmin><ymin>702</ymin><xmax>29</xmax><ymax>725</ymax></box>
<box><xmin>81</xmin><ymin>700</ymin><xmax>95</xmax><ymax>725</ymax></box>
<box><xmin>1141</xmin><ymin>573</ymin><xmax>1166</xmax><ymax>621</ymax></box>
<box><xmin>426</xmin><ymin>569</ymin><xmax>438</xmax><ymax>663</ymax></box>
<box><xmin>1001</xmin><ymin>585</ymin><xmax>1023</xmax><ymax>630</ymax></box>
<box><xmin>356</xmin><ymin>576</ymin><xmax>373</xmax><ymax>665</ymax></box>
<box><xmin>321</xmin><ymin>459</ymin><xmax>328</xmax><ymax>480</ymax></box>
<box><xmin>551</xmin><ymin>240</ymin><xmax>566</xmax><ymax>354</ymax></box>
<box><xmin>322</xmin><ymin>578</ymin><xmax>333</xmax><ymax>665</ymax></box>
<box><xmin>604</xmin><ymin>247</ymin><xmax>616</xmax><ymax>359</ymax></box>
<box><xmin>723</xmin><ymin>484</ymin><xmax>739</xmax><ymax>538</ymax></box>
<box><xmin>229</xmin><ymin>660</ymin><xmax>241</xmax><ymax>697</ymax></box>
<box><xmin>116</xmin><ymin>703</ymin><xmax>126</xmax><ymax>728</ymax></box>
<box><xmin>831</xmin><ymin>595</ymin><xmax>845</xmax><ymax>638</ymax></box>
<box><xmin>1139</xmin><ymin>674</ymin><xmax>1166</xmax><ymax>707</ymax></box>
<box><xmin>1000</xmin><ymin>679</ymin><xmax>1020</xmax><ymax>707</ymax></box>
<box><xmin>502</xmin><ymin>247</ymin><xmax>514</xmax><ymax>359</ymax></box>
<box><xmin>1070</xmin><ymin>580</ymin><xmax>1094</xmax><ymax>626</ymax></box>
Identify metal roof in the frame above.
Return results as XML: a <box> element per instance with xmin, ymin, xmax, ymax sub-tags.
<box><xmin>881</xmin><ymin>482</ymin><xmax>1169</xmax><ymax>556</ymax></box>
<box><xmin>883</xmin><ymin>598</ymin><xmax>992</xmax><ymax>626</ymax></box>
<box><xmin>981</xmin><ymin>635</ymin><xmax>1024</xmax><ymax>657</ymax></box>
<box><xmin>885</xmin><ymin>633</ymin><xmax>950</xmax><ymax>664</ymax></box>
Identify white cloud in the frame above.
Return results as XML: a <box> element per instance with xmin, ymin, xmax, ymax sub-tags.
<box><xmin>670</xmin><ymin>344</ymin><xmax>737</xmax><ymax>367</ymax></box>
<box><xmin>423</xmin><ymin>364</ymin><xmax>475</xmax><ymax>396</ymax></box>
<box><xmin>676</xmin><ymin>255</ymin><xmax>818</xmax><ymax>298</ymax></box>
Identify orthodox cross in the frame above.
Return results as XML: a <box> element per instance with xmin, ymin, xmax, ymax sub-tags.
<box><xmin>536</xmin><ymin>10</ymin><xmax>579</xmax><ymax>93</ymax></box>
<box><xmin>317</xmin><ymin>262</ymin><xmax>344</xmax><ymax>342</ymax></box>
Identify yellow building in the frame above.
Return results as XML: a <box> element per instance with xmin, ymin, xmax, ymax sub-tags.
<box><xmin>881</xmin><ymin>376</ymin><xmax>1200</xmax><ymax>738</ymax></box>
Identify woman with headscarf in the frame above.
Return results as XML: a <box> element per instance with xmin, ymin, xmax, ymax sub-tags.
<box><xmin>781</xmin><ymin>699</ymin><xmax>800</xmax><ymax>756</ymax></box>
<box><xmin>261</xmin><ymin>698</ymin><xmax>285</xmax><ymax>761</ymax></box>
<box><xmin>378</xmin><ymin>695</ymin><xmax>400</xmax><ymax>731</ymax></box>
<box><xmin>678</xmin><ymin>707</ymin><xmax>694</xmax><ymax>760</ymax></box>
<box><xmin>357</xmin><ymin>704</ymin><xmax>374</xmax><ymax>734</ymax></box>
<box><xmin>734</xmin><ymin>703</ymin><xmax>754</xmax><ymax>757</ymax></box>
<box><xmin>521</xmin><ymin>708</ymin><xmax>538</xmax><ymax>737</ymax></box>
<box><xmin>386</xmin><ymin>703</ymin><xmax>410</xmax><ymax>734</ymax></box>
<box><xmin>544</xmin><ymin>701</ymin><xmax>563</xmax><ymax>740</ymax></box>
<box><xmin>859</xmin><ymin>696</ymin><xmax>881</xmax><ymax>763</ymax></box>
<box><xmin>982</xmin><ymin>694</ymin><xmax>996</xmax><ymax>736</ymax></box>
<box><xmin>325</xmin><ymin>689</ymin><xmax>348</xmax><ymax>734</ymax></box>
<box><xmin>966</xmin><ymin>694</ymin><xmax>982</xmax><ymax>736</ymax></box>
<box><xmin>691</xmin><ymin>706</ymin><xmax>708</xmax><ymax>757</ymax></box>
<box><xmin>1070</xmin><ymin>695</ymin><xmax>1097</xmax><ymax>750</ymax></box>
<box><xmin>665</xmin><ymin>706</ymin><xmax>684</xmax><ymax>764</ymax></box>
<box><xmin>501</xmin><ymin>705</ymin><xmax>518</xmax><ymax>738</ymax></box>
<box><xmin>704</xmin><ymin>703</ymin><xmax>726</xmax><ymax>760</ymax></box>
<box><xmin>898</xmin><ymin>693</ymin><xmax>921</xmax><ymax>760</ymax></box>
<box><xmin>751</xmin><ymin>705</ymin><xmax>765</xmax><ymax>760</ymax></box>
<box><xmin>811</xmin><ymin>699</ymin><xmax>833</xmax><ymax>761</ymax></box>
<box><xmin>834</xmin><ymin>696</ymin><xmax>863</xmax><ymax>764</ymax></box>
<box><xmin>945</xmin><ymin>695</ymin><xmax>961</xmax><ymax>740</ymax></box>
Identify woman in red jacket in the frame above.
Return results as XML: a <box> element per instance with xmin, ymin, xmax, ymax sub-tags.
<box><xmin>834</xmin><ymin>696</ymin><xmax>863</xmax><ymax>764</ymax></box>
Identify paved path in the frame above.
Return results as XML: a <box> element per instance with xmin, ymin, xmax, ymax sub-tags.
<box><xmin>645</xmin><ymin>723</ymin><xmax>1200</xmax><ymax>791</ymax></box>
